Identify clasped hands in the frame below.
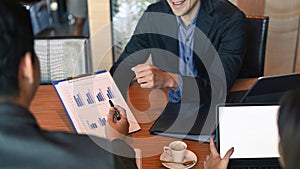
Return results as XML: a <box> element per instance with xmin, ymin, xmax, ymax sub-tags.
<box><xmin>131</xmin><ymin>63</ymin><xmax>178</xmax><ymax>90</ymax></box>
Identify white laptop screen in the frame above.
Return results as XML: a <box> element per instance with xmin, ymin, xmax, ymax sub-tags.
<box><xmin>218</xmin><ymin>105</ymin><xmax>280</xmax><ymax>159</ymax></box>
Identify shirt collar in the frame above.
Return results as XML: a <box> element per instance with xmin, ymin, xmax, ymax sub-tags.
<box><xmin>176</xmin><ymin>4</ymin><xmax>201</xmax><ymax>28</ymax></box>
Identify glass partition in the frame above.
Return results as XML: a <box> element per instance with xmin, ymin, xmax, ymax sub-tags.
<box><xmin>20</xmin><ymin>0</ymin><xmax>91</xmax><ymax>83</ymax></box>
<box><xmin>21</xmin><ymin>0</ymin><xmax>89</xmax><ymax>37</ymax></box>
<box><xmin>34</xmin><ymin>37</ymin><xmax>91</xmax><ymax>83</ymax></box>
<box><xmin>111</xmin><ymin>0</ymin><xmax>158</xmax><ymax>61</ymax></box>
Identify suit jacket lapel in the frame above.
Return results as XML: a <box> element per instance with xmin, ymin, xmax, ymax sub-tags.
<box><xmin>150</xmin><ymin>7</ymin><xmax>179</xmax><ymax>73</ymax></box>
<box><xmin>196</xmin><ymin>0</ymin><xmax>215</xmax><ymax>41</ymax></box>
<box><xmin>194</xmin><ymin>0</ymin><xmax>216</xmax><ymax>73</ymax></box>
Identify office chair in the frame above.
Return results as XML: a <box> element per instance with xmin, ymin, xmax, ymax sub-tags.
<box><xmin>227</xmin><ymin>16</ymin><xmax>269</xmax><ymax>103</ymax></box>
<box><xmin>238</xmin><ymin>16</ymin><xmax>269</xmax><ymax>78</ymax></box>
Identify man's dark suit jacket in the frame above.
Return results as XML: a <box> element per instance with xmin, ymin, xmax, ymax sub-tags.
<box><xmin>110</xmin><ymin>0</ymin><xmax>246</xmax><ymax>106</ymax></box>
<box><xmin>0</xmin><ymin>103</ymin><xmax>137</xmax><ymax>169</ymax></box>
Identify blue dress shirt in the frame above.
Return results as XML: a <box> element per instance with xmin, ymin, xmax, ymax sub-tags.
<box><xmin>168</xmin><ymin>7</ymin><xmax>201</xmax><ymax>103</ymax></box>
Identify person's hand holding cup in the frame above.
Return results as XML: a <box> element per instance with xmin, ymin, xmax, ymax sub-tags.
<box><xmin>163</xmin><ymin>141</ymin><xmax>187</xmax><ymax>162</ymax></box>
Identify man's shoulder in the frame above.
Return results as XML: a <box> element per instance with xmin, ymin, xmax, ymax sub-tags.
<box><xmin>209</xmin><ymin>0</ymin><xmax>245</xmax><ymax>19</ymax></box>
<box><xmin>46</xmin><ymin>130</ymin><xmax>107</xmax><ymax>145</ymax></box>
<box><xmin>46</xmin><ymin>131</ymin><xmax>133</xmax><ymax>154</ymax></box>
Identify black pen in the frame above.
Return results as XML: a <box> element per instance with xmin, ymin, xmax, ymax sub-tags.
<box><xmin>109</xmin><ymin>100</ymin><xmax>121</xmax><ymax>121</ymax></box>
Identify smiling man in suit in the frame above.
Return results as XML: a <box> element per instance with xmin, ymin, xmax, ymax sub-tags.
<box><xmin>110</xmin><ymin>0</ymin><xmax>246</xmax><ymax>106</ymax></box>
<box><xmin>110</xmin><ymin>0</ymin><xmax>246</xmax><ymax>135</ymax></box>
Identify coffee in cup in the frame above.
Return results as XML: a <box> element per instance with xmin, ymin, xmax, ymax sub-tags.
<box><xmin>163</xmin><ymin>141</ymin><xmax>187</xmax><ymax>162</ymax></box>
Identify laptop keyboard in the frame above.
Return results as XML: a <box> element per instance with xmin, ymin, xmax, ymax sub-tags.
<box><xmin>229</xmin><ymin>166</ymin><xmax>281</xmax><ymax>169</ymax></box>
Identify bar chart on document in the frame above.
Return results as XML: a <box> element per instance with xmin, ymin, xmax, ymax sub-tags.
<box><xmin>53</xmin><ymin>71</ymin><xmax>140</xmax><ymax>138</ymax></box>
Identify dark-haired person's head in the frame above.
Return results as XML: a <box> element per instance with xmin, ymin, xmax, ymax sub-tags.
<box><xmin>277</xmin><ymin>88</ymin><xmax>300</xmax><ymax>169</ymax></box>
<box><xmin>0</xmin><ymin>0</ymin><xmax>40</xmax><ymax>107</ymax></box>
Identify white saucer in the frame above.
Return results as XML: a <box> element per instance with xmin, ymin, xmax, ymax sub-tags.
<box><xmin>160</xmin><ymin>149</ymin><xmax>197</xmax><ymax>169</ymax></box>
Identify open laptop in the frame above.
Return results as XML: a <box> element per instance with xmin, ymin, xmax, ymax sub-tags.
<box><xmin>216</xmin><ymin>104</ymin><xmax>281</xmax><ymax>169</ymax></box>
<box><xmin>227</xmin><ymin>73</ymin><xmax>300</xmax><ymax>103</ymax></box>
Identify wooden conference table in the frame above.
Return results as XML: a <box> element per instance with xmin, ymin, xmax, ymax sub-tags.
<box><xmin>29</xmin><ymin>78</ymin><xmax>256</xmax><ymax>169</ymax></box>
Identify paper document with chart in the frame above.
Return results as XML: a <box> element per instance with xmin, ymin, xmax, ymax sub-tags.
<box><xmin>52</xmin><ymin>70</ymin><xmax>140</xmax><ymax>138</ymax></box>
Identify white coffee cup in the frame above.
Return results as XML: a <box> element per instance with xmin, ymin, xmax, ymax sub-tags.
<box><xmin>163</xmin><ymin>141</ymin><xmax>187</xmax><ymax>162</ymax></box>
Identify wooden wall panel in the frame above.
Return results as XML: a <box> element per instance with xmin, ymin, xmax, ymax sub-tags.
<box><xmin>87</xmin><ymin>0</ymin><xmax>110</xmax><ymax>37</ymax></box>
<box><xmin>264</xmin><ymin>0</ymin><xmax>300</xmax><ymax>75</ymax></box>
<box><xmin>230</xmin><ymin>0</ymin><xmax>265</xmax><ymax>16</ymax></box>
<box><xmin>295</xmin><ymin>21</ymin><xmax>300</xmax><ymax>72</ymax></box>
<box><xmin>237</xmin><ymin>0</ymin><xmax>265</xmax><ymax>16</ymax></box>
<box><xmin>87</xmin><ymin>0</ymin><xmax>113</xmax><ymax>71</ymax></box>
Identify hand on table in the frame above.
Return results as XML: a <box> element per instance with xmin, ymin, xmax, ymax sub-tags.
<box><xmin>203</xmin><ymin>137</ymin><xmax>234</xmax><ymax>169</ymax></box>
<box><xmin>131</xmin><ymin>63</ymin><xmax>178</xmax><ymax>89</ymax></box>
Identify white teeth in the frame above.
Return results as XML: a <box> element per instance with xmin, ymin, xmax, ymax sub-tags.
<box><xmin>173</xmin><ymin>0</ymin><xmax>185</xmax><ymax>5</ymax></box>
